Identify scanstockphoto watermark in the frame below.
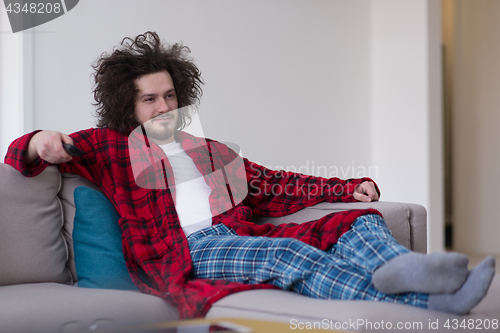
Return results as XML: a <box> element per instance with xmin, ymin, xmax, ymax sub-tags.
<box><xmin>247</xmin><ymin>162</ymin><xmax>378</xmax><ymax>199</ymax></box>
<box><xmin>249</xmin><ymin>177</ymin><xmax>358</xmax><ymax>198</ymax></box>
<box><xmin>3</xmin><ymin>0</ymin><xmax>79</xmax><ymax>33</ymax></box>
<box><xmin>290</xmin><ymin>318</ymin><xmax>499</xmax><ymax>331</ymax></box>
<box><xmin>290</xmin><ymin>318</ymin><xmax>424</xmax><ymax>331</ymax></box>
<box><xmin>266</xmin><ymin>160</ymin><xmax>379</xmax><ymax>179</ymax></box>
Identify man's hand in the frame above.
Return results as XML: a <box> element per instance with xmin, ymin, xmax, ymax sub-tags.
<box><xmin>26</xmin><ymin>130</ymin><xmax>74</xmax><ymax>165</ymax></box>
<box><xmin>353</xmin><ymin>181</ymin><xmax>379</xmax><ymax>202</ymax></box>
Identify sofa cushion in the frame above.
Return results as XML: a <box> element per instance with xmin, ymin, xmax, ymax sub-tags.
<box><xmin>73</xmin><ymin>186</ymin><xmax>138</xmax><ymax>290</ymax></box>
<box><xmin>58</xmin><ymin>172</ymin><xmax>103</xmax><ymax>281</ymax></box>
<box><xmin>0</xmin><ymin>163</ymin><xmax>72</xmax><ymax>285</ymax></box>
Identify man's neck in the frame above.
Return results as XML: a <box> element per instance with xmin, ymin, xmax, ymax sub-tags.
<box><xmin>150</xmin><ymin>132</ymin><xmax>177</xmax><ymax>145</ymax></box>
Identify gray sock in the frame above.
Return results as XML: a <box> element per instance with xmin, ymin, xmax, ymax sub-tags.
<box><xmin>372</xmin><ymin>252</ymin><xmax>469</xmax><ymax>294</ymax></box>
<box><xmin>428</xmin><ymin>256</ymin><xmax>495</xmax><ymax>315</ymax></box>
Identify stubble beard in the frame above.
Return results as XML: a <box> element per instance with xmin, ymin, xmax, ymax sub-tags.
<box><xmin>142</xmin><ymin>117</ymin><xmax>178</xmax><ymax>144</ymax></box>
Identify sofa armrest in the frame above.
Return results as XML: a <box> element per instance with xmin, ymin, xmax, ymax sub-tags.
<box><xmin>251</xmin><ymin>201</ymin><xmax>427</xmax><ymax>253</ymax></box>
<box><xmin>0</xmin><ymin>163</ymin><xmax>73</xmax><ymax>286</ymax></box>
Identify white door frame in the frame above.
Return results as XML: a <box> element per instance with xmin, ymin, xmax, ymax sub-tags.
<box><xmin>0</xmin><ymin>8</ymin><xmax>33</xmax><ymax>159</ymax></box>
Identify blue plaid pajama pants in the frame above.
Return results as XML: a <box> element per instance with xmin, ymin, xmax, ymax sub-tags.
<box><xmin>187</xmin><ymin>214</ymin><xmax>428</xmax><ymax>308</ymax></box>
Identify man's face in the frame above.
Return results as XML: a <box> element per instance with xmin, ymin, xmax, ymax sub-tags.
<box><xmin>134</xmin><ymin>71</ymin><xmax>179</xmax><ymax>145</ymax></box>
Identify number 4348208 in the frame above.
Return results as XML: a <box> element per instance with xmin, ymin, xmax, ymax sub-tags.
<box><xmin>5</xmin><ymin>2</ymin><xmax>61</xmax><ymax>14</ymax></box>
<box><xmin>444</xmin><ymin>318</ymin><xmax>498</xmax><ymax>330</ymax></box>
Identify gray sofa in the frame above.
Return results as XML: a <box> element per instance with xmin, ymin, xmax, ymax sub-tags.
<box><xmin>0</xmin><ymin>163</ymin><xmax>498</xmax><ymax>333</ymax></box>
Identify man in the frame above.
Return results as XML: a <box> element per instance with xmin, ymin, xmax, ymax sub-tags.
<box><xmin>5</xmin><ymin>32</ymin><xmax>495</xmax><ymax>319</ymax></box>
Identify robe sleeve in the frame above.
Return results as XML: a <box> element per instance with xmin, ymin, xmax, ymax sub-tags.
<box><xmin>242</xmin><ymin>158</ymin><xmax>380</xmax><ymax>217</ymax></box>
<box><xmin>4</xmin><ymin>129</ymin><xmax>99</xmax><ymax>184</ymax></box>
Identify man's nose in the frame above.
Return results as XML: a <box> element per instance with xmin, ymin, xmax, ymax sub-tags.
<box><xmin>158</xmin><ymin>98</ymin><xmax>171</xmax><ymax>113</ymax></box>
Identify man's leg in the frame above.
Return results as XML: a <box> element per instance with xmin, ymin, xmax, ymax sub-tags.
<box><xmin>331</xmin><ymin>214</ymin><xmax>469</xmax><ymax>294</ymax></box>
<box><xmin>188</xmin><ymin>219</ymin><xmax>494</xmax><ymax>315</ymax></box>
<box><xmin>187</xmin><ymin>223</ymin><xmax>428</xmax><ymax>309</ymax></box>
<box><xmin>331</xmin><ymin>214</ymin><xmax>496</xmax><ymax>315</ymax></box>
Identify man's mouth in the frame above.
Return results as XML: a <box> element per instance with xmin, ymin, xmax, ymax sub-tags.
<box><xmin>154</xmin><ymin>115</ymin><xmax>173</xmax><ymax>121</ymax></box>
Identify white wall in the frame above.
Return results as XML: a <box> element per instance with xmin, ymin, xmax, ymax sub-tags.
<box><xmin>453</xmin><ymin>0</ymin><xmax>500</xmax><ymax>256</ymax></box>
<box><xmin>1</xmin><ymin>0</ymin><xmax>444</xmax><ymax>251</ymax></box>
<box><xmin>25</xmin><ymin>0</ymin><xmax>374</xmax><ymax>175</ymax></box>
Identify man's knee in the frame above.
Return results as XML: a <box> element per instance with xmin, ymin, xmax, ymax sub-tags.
<box><xmin>270</xmin><ymin>238</ymin><xmax>323</xmax><ymax>260</ymax></box>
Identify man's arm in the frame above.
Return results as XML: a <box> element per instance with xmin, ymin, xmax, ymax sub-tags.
<box><xmin>5</xmin><ymin>128</ymin><xmax>98</xmax><ymax>181</ymax></box>
<box><xmin>25</xmin><ymin>130</ymin><xmax>75</xmax><ymax>165</ymax></box>
<box><xmin>242</xmin><ymin>159</ymin><xmax>380</xmax><ymax>217</ymax></box>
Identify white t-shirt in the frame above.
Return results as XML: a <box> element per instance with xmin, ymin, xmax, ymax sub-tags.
<box><xmin>159</xmin><ymin>141</ymin><xmax>212</xmax><ymax>236</ymax></box>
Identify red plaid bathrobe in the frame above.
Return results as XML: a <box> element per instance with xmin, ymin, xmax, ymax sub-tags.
<box><xmin>5</xmin><ymin>128</ymin><xmax>381</xmax><ymax>318</ymax></box>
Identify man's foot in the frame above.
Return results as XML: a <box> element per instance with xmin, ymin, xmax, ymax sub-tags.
<box><xmin>428</xmin><ymin>256</ymin><xmax>495</xmax><ymax>315</ymax></box>
<box><xmin>372</xmin><ymin>252</ymin><xmax>469</xmax><ymax>294</ymax></box>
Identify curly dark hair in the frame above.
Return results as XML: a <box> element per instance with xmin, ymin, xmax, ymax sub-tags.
<box><xmin>92</xmin><ymin>31</ymin><xmax>203</xmax><ymax>134</ymax></box>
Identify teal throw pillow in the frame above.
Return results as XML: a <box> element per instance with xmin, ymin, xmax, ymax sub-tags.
<box><xmin>73</xmin><ymin>186</ymin><xmax>138</xmax><ymax>290</ymax></box>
